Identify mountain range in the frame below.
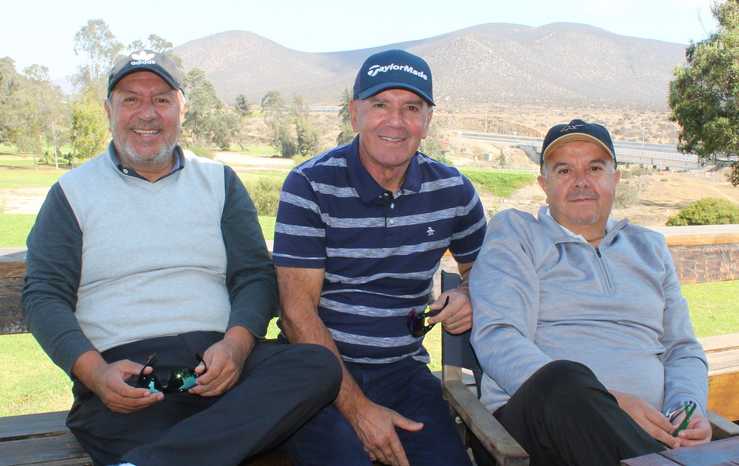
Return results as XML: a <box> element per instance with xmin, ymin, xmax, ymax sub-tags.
<box><xmin>174</xmin><ymin>23</ymin><xmax>687</xmax><ymax>110</ymax></box>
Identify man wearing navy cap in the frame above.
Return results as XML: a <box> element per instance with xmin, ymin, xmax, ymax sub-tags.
<box><xmin>469</xmin><ymin>119</ymin><xmax>710</xmax><ymax>465</ymax></box>
<box><xmin>274</xmin><ymin>49</ymin><xmax>485</xmax><ymax>465</ymax></box>
<box><xmin>23</xmin><ymin>50</ymin><xmax>341</xmax><ymax>466</ymax></box>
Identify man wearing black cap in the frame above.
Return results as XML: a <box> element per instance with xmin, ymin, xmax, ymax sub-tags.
<box><xmin>273</xmin><ymin>49</ymin><xmax>485</xmax><ymax>466</ymax></box>
<box><xmin>23</xmin><ymin>50</ymin><xmax>341</xmax><ymax>466</ymax></box>
<box><xmin>469</xmin><ymin>119</ymin><xmax>711</xmax><ymax>465</ymax></box>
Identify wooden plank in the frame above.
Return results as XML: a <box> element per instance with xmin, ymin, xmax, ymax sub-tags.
<box><xmin>709</xmin><ymin>411</ymin><xmax>739</xmax><ymax>440</ymax></box>
<box><xmin>661</xmin><ymin>435</ymin><xmax>739</xmax><ymax>465</ymax></box>
<box><xmin>0</xmin><ymin>252</ymin><xmax>25</xmax><ymax>335</ymax></box>
<box><xmin>702</xmin><ymin>333</ymin><xmax>739</xmax><ymax>353</ymax></box>
<box><xmin>708</xmin><ymin>371</ymin><xmax>739</xmax><ymax>421</ymax></box>
<box><xmin>0</xmin><ymin>411</ymin><xmax>69</xmax><ymax>441</ymax></box>
<box><xmin>708</xmin><ymin>349</ymin><xmax>739</xmax><ymax>374</ymax></box>
<box><xmin>621</xmin><ymin>453</ymin><xmax>677</xmax><ymax>465</ymax></box>
<box><xmin>0</xmin><ymin>432</ymin><xmax>90</xmax><ymax>466</ymax></box>
<box><xmin>443</xmin><ymin>378</ymin><xmax>529</xmax><ymax>466</ymax></box>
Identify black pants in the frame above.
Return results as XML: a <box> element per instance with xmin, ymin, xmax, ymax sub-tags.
<box><xmin>475</xmin><ymin>360</ymin><xmax>665</xmax><ymax>466</ymax></box>
<box><xmin>66</xmin><ymin>332</ymin><xmax>341</xmax><ymax>466</ymax></box>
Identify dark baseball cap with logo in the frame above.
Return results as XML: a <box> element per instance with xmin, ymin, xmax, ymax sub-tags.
<box><xmin>540</xmin><ymin>119</ymin><xmax>616</xmax><ymax>169</ymax></box>
<box><xmin>353</xmin><ymin>49</ymin><xmax>434</xmax><ymax>105</ymax></box>
<box><xmin>107</xmin><ymin>50</ymin><xmax>185</xmax><ymax>97</ymax></box>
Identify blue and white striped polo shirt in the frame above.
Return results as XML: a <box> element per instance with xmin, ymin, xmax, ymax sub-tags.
<box><xmin>274</xmin><ymin>137</ymin><xmax>486</xmax><ymax>364</ymax></box>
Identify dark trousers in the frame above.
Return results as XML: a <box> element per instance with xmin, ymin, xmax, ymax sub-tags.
<box><xmin>476</xmin><ymin>360</ymin><xmax>664</xmax><ymax>466</ymax></box>
<box><xmin>284</xmin><ymin>357</ymin><xmax>472</xmax><ymax>466</ymax></box>
<box><xmin>66</xmin><ymin>332</ymin><xmax>341</xmax><ymax>466</ymax></box>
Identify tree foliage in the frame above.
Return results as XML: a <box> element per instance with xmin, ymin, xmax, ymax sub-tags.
<box><xmin>70</xmin><ymin>88</ymin><xmax>108</xmax><ymax>159</ymax></box>
<box><xmin>73</xmin><ymin>19</ymin><xmax>123</xmax><ymax>92</ymax></box>
<box><xmin>336</xmin><ymin>88</ymin><xmax>354</xmax><ymax>146</ymax></box>
<box><xmin>260</xmin><ymin>92</ymin><xmax>322</xmax><ymax>157</ymax></box>
<box><xmin>182</xmin><ymin>68</ymin><xmax>239</xmax><ymax>149</ymax></box>
<box><xmin>0</xmin><ymin>58</ymin><xmax>68</xmax><ymax>162</ymax></box>
<box><xmin>669</xmin><ymin>0</ymin><xmax>739</xmax><ymax>185</ymax></box>
<box><xmin>234</xmin><ymin>94</ymin><xmax>250</xmax><ymax>116</ymax></box>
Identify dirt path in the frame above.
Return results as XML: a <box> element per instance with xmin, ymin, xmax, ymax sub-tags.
<box><xmin>0</xmin><ymin>188</ymin><xmax>48</xmax><ymax>215</ymax></box>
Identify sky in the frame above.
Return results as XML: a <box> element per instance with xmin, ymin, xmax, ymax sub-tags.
<box><xmin>1</xmin><ymin>0</ymin><xmax>720</xmax><ymax>81</ymax></box>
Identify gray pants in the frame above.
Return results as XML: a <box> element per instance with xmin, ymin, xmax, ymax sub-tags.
<box><xmin>67</xmin><ymin>332</ymin><xmax>341</xmax><ymax>466</ymax></box>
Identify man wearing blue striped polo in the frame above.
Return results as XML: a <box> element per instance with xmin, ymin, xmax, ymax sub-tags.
<box><xmin>273</xmin><ymin>49</ymin><xmax>485</xmax><ymax>466</ymax></box>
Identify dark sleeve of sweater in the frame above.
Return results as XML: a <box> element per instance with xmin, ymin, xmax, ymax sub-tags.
<box><xmin>221</xmin><ymin>166</ymin><xmax>277</xmax><ymax>337</ymax></box>
<box><xmin>22</xmin><ymin>182</ymin><xmax>94</xmax><ymax>375</ymax></box>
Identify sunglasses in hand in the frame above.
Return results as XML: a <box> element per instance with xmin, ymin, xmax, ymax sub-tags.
<box><xmin>135</xmin><ymin>353</ymin><xmax>207</xmax><ymax>394</ymax></box>
<box><xmin>407</xmin><ymin>296</ymin><xmax>450</xmax><ymax>337</ymax></box>
<box><xmin>669</xmin><ymin>400</ymin><xmax>697</xmax><ymax>437</ymax></box>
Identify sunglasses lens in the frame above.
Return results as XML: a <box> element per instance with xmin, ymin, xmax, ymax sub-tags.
<box><xmin>168</xmin><ymin>369</ymin><xmax>198</xmax><ymax>392</ymax></box>
<box><xmin>407</xmin><ymin>310</ymin><xmax>426</xmax><ymax>337</ymax></box>
<box><xmin>138</xmin><ymin>374</ymin><xmax>163</xmax><ymax>393</ymax></box>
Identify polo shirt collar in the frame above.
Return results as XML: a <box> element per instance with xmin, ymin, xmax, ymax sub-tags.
<box><xmin>346</xmin><ymin>136</ymin><xmax>423</xmax><ymax>205</ymax></box>
<box><xmin>107</xmin><ymin>141</ymin><xmax>185</xmax><ymax>181</ymax></box>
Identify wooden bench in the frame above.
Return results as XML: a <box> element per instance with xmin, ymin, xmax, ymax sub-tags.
<box><xmin>3</xmin><ymin>252</ymin><xmax>739</xmax><ymax>465</ymax></box>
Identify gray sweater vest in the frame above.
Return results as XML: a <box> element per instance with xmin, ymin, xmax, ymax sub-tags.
<box><xmin>58</xmin><ymin>149</ymin><xmax>230</xmax><ymax>352</ymax></box>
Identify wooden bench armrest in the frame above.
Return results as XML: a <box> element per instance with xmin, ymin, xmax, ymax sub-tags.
<box><xmin>443</xmin><ymin>370</ymin><xmax>529</xmax><ymax>466</ymax></box>
<box><xmin>708</xmin><ymin>410</ymin><xmax>739</xmax><ymax>439</ymax></box>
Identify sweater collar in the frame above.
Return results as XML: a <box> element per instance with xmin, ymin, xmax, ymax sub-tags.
<box><xmin>538</xmin><ymin>206</ymin><xmax>628</xmax><ymax>247</ymax></box>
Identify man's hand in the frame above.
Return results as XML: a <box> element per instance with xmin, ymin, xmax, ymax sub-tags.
<box><xmin>610</xmin><ymin>390</ymin><xmax>680</xmax><ymax>448</ymax></box>
<box><xmin>348</xmin><ymin>398</ymin><xmax>423</xmax><ymax>466</ymax></box>
<box><xmin>190</xmin><ymin>326</ymin><xmax>255</xmax><ymax>397</ymax></box>
<box><xmin>675</xmin><ymin>413</ymin><xmax>712</xmax><ymax>447</ymax></box>
<box><xmin>428</xmin><ymin>288</ymin><xmax>472</xmax><ymax>334</ymax></box>
<box><xmin>73</xmin><ymin>351</ymin><xmax>163</xmax><ymax>413</ymax></box>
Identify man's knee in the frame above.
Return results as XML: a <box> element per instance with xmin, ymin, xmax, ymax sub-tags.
<box><xmin>292</xmin><ymin>344</ymin><xmax>342</xmax><ymax>401</ymax></box>
<box><xmin>527</xmin><ymin>360</ymin><xmax>602</xmax><ymax>407</ymax></box>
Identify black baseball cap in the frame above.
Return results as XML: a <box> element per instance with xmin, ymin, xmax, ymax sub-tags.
<box><xmin>353</xmin><ymin>49</ymin><xmax>434</xmax><ymax>105</ymax></box>
<box><xmin>108</xmin><ymin>50</ymin><xmax>185</xmax><ymax>97</ymax></box>
<box><xmin>540</xmin><ymin>119</ymin><xmax>616</xmax><ymax>168</ymax></box>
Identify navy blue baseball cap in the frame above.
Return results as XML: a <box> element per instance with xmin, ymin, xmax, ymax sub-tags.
<box><xmin>540</xmin><ymin>119</ymin><xmax>616</xmax><ymax>168</ymax></box>
<box><xmin>108</xmin><ymin>50</ymin><xmax>185</xmax><ymax>97</ymax></box>
<box><xmin>353</xmin><ymin>49</ymin><xmax>434</xmax><ymax>105</ymax></box>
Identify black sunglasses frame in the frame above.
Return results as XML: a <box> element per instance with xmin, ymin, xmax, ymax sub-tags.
<box><xmin>407</xmin><ymin>296</ymin><xmax>450</xmax><ymax>337</ymax></box>
<box><xmin>136</xmin><ymin>353</ymin><xmax>206</xmax><ymax>394</ymax></box>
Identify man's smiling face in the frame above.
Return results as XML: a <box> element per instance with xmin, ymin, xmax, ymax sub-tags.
<box><xmin>106</xmin><ymin>71</ymin><xmax>185</xmax><ymax>169</ymax></box>
<box><xmin>350</xmin><ymin>88</ymin><xmax>433</xmax><ymax>176</ymax></box>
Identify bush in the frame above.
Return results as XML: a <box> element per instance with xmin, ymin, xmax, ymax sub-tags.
<box><xmin>249</xmin><ymin>178</ymin><xmax>282</xmax><ymax>216</ymax></box>
<box><xmin>614</xmin><ymin>178</ymin><xmax>644</xmax><ymax>208</ymax></box>
<box><xmin>666</xmin><ymin>198</ymin><xmax>739</xmax><ymax>226</ymax></box>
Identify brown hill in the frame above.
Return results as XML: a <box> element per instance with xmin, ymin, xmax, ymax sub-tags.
<box><xmin>174</xmin><ymin>23</ymin><xmax>685</xmax><ymax>109</ymax></box>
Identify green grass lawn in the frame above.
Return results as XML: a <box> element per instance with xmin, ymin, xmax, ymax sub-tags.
<box><xmin>2</xmin><ymin>280</ymin><xmax>737</xmax><ymax>417</ymax></box>
<box><xmin>0</xmin><ymin>214</ymin><xmax>37</xmax><ymax>247</ymax></box>
<box><xmin>0</xmin><ymin>155</ymin><xmax>38</xmax><ymax>168</ymax></box>
<box><xmin>460</xmin><ymin>168</ymin><xmax>536</xmax><ymax>197</ymax></box>
<box><xmin>0</xmin><ymin>167</ymin><xmax>66</xmax><ymax>189</ymax></box>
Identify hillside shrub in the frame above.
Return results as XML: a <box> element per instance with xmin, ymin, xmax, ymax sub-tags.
<box><xmin>614</xmin><ymin>177</ymin><xmax>645</xmax><ymax>209</ymax></box>
<box><xmin>250</xmin><ymin>178</ymin><xmax>282</xmax><ymax>216</ymax></box>
<box><xmin>666</xmin><ymin>198</ymin><xmax>739</xmax><ymax>226</ymax></box>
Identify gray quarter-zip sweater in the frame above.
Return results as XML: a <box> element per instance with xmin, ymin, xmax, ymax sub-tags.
<box><xmin>470</xmin><ymin>207</ymin><xmax>707</xmax><ymax>416</ymax></box>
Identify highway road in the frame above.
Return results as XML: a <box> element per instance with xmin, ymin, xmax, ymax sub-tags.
<box><xmin>460</xmin><ymin>131</ymin><xmax>700</xmax><ymax>170</ymax></box>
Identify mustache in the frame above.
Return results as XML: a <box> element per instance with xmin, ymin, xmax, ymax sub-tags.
<box><xmin>566</xmin><ymin>190</ymin><xmax>599</xmax><ymax>201</ymax></box>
